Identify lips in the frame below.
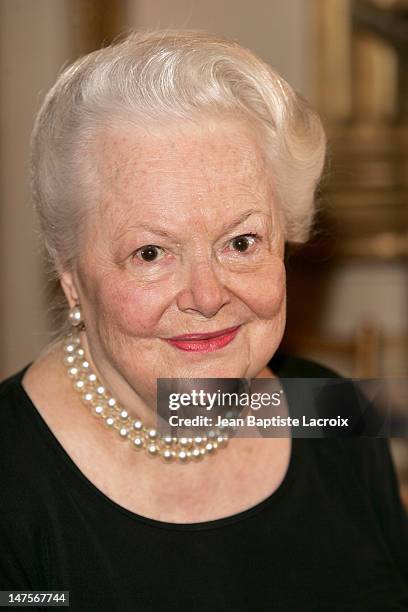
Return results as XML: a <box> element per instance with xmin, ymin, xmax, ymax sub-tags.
<box><xmin>165</xmin><ymin>325</ymin><xmax>241</xmax><ymax>352</ymax></box>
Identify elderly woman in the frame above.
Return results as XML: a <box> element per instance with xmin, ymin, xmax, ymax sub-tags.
<box><xmin>0</xmin><ymin>30</ymin><xmax>407</xmax><ymax>611</ymax></box>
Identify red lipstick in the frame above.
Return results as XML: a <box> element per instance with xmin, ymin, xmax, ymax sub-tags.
<box><xmin>165</xmin><ymin>325</ymin><xmax>241</xmax><ymax>352</ymax></box>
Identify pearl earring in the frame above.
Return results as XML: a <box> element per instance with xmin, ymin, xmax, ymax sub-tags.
<box><xmin>69</xmin><ymin>304</ymin><xmax>84</xmax><ymax>328</ymax></box>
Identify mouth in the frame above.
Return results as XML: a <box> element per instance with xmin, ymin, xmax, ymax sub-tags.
<box><xmin>164</xmin><ymin>325</ymin><xmax>242</xmax><ymax>353</ymax></box>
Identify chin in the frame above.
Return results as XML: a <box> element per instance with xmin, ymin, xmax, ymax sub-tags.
<box><xmin>161</xmin><ymin>357</ymin><xmax>252</xmax><ymax>381</ymax></box>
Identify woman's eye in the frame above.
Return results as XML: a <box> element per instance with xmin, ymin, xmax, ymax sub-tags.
<box><xmin>133</xmin><ymin>245</ymin><xmax>165</xmax><ymax>263</ymax></box>
<box><xmin>229</xmin><ymin>233</ymin><xmax>259</xmax><ymax>253</ymax></box>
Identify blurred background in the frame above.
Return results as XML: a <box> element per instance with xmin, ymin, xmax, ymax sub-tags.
<box><xmin>0</xmin><ymin>0</ymin><xmax>407</xmax><ymax>500</ymax></box>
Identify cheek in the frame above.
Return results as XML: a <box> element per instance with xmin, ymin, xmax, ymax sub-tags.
<box><xmin>84</xmin><ymin>276</ymin><xmax>173</xmax><ymax>337</ymax></box>
<box><xmin>232</xmin><ymin>258</ymin><xmax>286</xmax><ymax>319</ymax></box>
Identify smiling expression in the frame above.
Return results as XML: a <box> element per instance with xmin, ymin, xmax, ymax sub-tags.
<box><xmin>61</xmin><ymin>118</ymin><xmax>287</xmax><ymax>409</ymax></box>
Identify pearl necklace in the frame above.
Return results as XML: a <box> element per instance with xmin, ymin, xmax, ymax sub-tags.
<box><xmin>63</xmin><ymin>332</ymin><xmax>229</xmax><ymax>463</ymax></box>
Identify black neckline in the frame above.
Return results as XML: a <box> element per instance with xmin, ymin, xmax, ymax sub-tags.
<box><xmin>8</xmin><ymin>362</ymin><xmax>299</xmax><ymax>532</ymax></box>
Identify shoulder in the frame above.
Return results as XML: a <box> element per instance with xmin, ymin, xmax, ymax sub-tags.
<box><xmin>335</xmin><ymin>436</ymin><xmax>402</xmax><ymax>491</ymax></box>
<box><xmin>0</xmin><ymin>369</ymin><xmax>51</xmax><ymax>586</ymax></box>
<box><xmin>0</xmin><ymin>365</ymin><xmax>48</xmax><ymax>505</ymax></box>
<box><xmin>0</xmin><ymin>365</ymin><xmax>32</xmax><ymax>431</ymax></box>
<box><xmin>0</xmin><ymin>364</ymin><xmax>34</xmax><ymax>457</ymax></box>
<box><xmin>0</xmin><ymin>366</ymin><xmax>28</xmax><ymax>396</ymax></box>
<box><xmin>338</xmin><ymin>437</ymin><xmax>408</xmax><ymax>576</ymax></box>
<box><xmin>269</xmin><ymin>351</ymin><xmax>341</xmax><ymax>378</ymax></box>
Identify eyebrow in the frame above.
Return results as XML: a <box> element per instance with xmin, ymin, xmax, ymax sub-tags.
<box><xmin>134</xmin><ymin>208</ymin><xmax>267</xmax><ymax>239</ymax></box>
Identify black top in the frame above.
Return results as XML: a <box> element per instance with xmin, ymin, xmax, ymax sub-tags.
<box><xmin>0</xmin><ymin>354</ymin><xmax>407</xmax><ymax>611</ymax></box>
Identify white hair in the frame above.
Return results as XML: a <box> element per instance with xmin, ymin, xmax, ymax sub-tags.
<box><xmin>30</xmin><ymin>29</ymin><xmax>326</xmax><ymax>332</ymax></box>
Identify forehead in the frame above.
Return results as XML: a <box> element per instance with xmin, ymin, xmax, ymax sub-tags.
<box><xmin>92</xmin><ymin>118</ymin><xmax>273</xmax><ymax>227</ymax></box>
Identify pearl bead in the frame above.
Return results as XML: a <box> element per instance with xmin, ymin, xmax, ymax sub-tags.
<box><xmin>132</xmin><ymin>437</ymin><xmax>144</xmax><ymax>450</ymax></box>
<box><xmin>148</xmin><ymin>429</ymin><xmax>158</xmax><ymax>439</ymax></box>
<box><xmin>147</xmin><ymin>444</ymin><xmax>159</xmax><ymax>456</ymax></box>
<box><xmin>163</xmin><ymin>435</ymin><xmax>173</xmax><ymax>445</ymax></box>
<box><xmin>191</xmin><ymin>448</ymin><xmax>204</xmax><ymax>461</ymax></box>
<box><xmin>107</xmin><ymin>397</ymin><xmax>116</xmax><ymax>408</ymax></box>
<box><xmin>162</xmin><ymin>449</ymin><xmax>176</xmax><ymax>462</ymax></box>
<box><xmin>76</xmin><ymin>347</ymin><xmax>85</xmax><ymax>358</ymax></box>
<box><xmin>119</xmin><ymin>427</ymin><xmax>129</xmax><ymax>439</ymax></box>
<box><xmin>96</xmin><ymin>385</ymin><xmax>105</xmax><ymax>396</ymax></box>
<box><xmin>177</xmin><ymin>450</ymin><xmax>190</xmax><ymax>463</ymax></box>
<box><xmin>69</xmin><ymin>308</ymin><xmax>82</xmax><ymax>324</ymax></box>
<box><xmin>92</xmin><ymin>405</ymin><xmax>104</xmax><ymax>417</ymax></box>
<box><xmin>120</xmin><ymin>410</ymin><xmax>129</xmax><ymax>420</ymax></box>
<box><xmin>88</xmin><ymin>373</ymin><xmax>97</xmax><ymax>383</ymax></box>
<box><xmin>74</xmin><ymin>380</ymin><xmax>85</xmax><ymax>391</ymax></box>
<box><xmin>64</xmin><ymin>343</ymin><xmax>75</xmax><ymax>354</ymax></box>
<box><xmin>81</xmin><ymin>360</ymin><xmax>90</xmax><ymax>370</ymax></box>
<box><xmin>64</xmin><ymin>355</ymin><xmax>76</xmax><ymax>366</ymax></box>
<box><xmin>205</xmin><ymin>442</ymin><xmax>215</xmax><ymax>454</ymax></box>
<box><xmin>82</xmin><ymin>392</ymin><xmax>94</xmax><ymax>403</ymax></box>
<box><xmin>133</xmin><ymin>420</ymin><xmax>143</xmax><ymax>431</ymax></box>
<box><xmin>104</xmin><ymin>416</ymin><xmax>116</xmax><ymax>428</ymax></box>
<box><xmin>68</xmin><ymin>366</ymin><xmax>79</xmax><ymax>378</ymax></box>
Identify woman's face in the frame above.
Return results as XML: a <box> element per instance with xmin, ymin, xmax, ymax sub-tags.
<box><xmin>61</xmin><ymin>118</ymin><xmax>286</xmax><ymax>408</ymax></box>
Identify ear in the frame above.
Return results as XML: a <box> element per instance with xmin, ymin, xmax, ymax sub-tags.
<box><xmin>60</xmin><ymin>270</ymin><xmax>80</xmax><ymax>309</ymax></box>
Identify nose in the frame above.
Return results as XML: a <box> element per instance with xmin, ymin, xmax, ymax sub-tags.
<box><xmin>176</xmin><ymin>258</ymin><xmax>231</xmax><ymax>318</ymax></box>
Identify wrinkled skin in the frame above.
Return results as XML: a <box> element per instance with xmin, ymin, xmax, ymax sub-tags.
<box><xmin>61</xmin><ymin>118</ymin><xmax>287</xmax><ymax>420</ymax></box>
